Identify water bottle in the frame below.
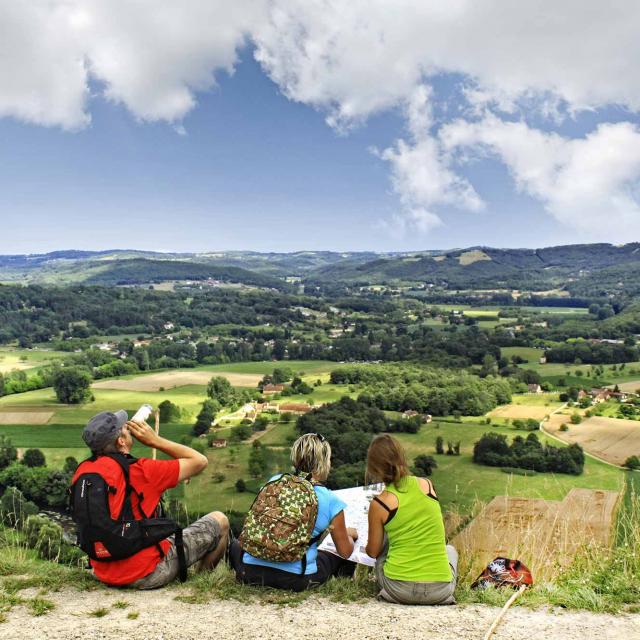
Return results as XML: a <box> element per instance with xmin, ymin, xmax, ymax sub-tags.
<box><xmin>131</xmin><ymin>404</ymin><xmax>153</xmax><ymax>424</ymax></box>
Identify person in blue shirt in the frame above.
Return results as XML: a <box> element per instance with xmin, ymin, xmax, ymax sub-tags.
<box><xmin>229</xmin><ymin>433</ymin><xmax>358</xmax><ymax>591</ymax></box>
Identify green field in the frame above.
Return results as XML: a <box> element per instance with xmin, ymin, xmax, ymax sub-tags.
<box><xmin>0</xmin><ymin>386</ymin><xmax>208</xmax><ymax>423</ymax></box>
<box><xmin>394</xmin><ymin>421</ymin><xmax>623</xmax><ymax>513</ymax></box>
<box><xmin>0</xmin><ymin>348</ymin><xmax>68</xmax><ymax>374</ymax></box>
<box><xmin>501</xmin><ymin>346</ymin><xmax>544</xmax><ymax>363</ymax></box>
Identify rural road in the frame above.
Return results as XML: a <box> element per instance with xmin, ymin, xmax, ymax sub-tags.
<box><xmin>2</xmin><ymin>589</ymin><xmax>639</xmax><ymax>640</ymax></box>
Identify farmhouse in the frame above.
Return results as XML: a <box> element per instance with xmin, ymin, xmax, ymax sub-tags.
<box><xmin>262</xmin><ymin>384</ymin><xmax>285</xmax><ymax>394</ymax></box>
<box><xmin>528</xmin><ymin>384</ymin><xmax>542</xmax><ymax>394</ymax></box>
<box><xmin>211</xmin><ymin>439</ymin><xmax>227</xmax><ymax>448</ymax></box>
<box><xmin>591</xmin><ymin>388</ymin><xmax>612</xmax><ymax>403</ymax></box>
<box><xmin>279</xmin><ymin>402</ymin><xmax>312</xmax><ymax>415</ymax></box>
<box><xmin>401</xmin><ymin>410</ymin><xmax>432</xmax><ymax>423</ymax></box>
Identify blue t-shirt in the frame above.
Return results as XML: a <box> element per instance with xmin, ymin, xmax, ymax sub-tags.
<box><xmin>243</xmin><ymin>476</ymin><xmax>347</xmax><ymax>575</ymax></box>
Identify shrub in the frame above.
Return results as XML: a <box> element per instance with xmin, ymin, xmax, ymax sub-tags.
<box><xmin>158</xmin><ymin>399</ymin><xmax>181</xmax><ymax>422</ymax></box>
<box><xmin>211</xmin><ymin>472</ymin><xmax>226</xmax><ymax>483</ymax></box>
<box><xmin>624</xmin><ymin>455</ymin><xmax>640</xmax><ymax>470</ymax></box>
<box><xmin>413</xmin><ymin>454</ymin><xmax>437</xmax><ymax>476</ymax></box>
<box><xmin>0</xmin><ymin>486</ymin><xmax>38</xmax><ymax>527</ymax></box>
<box><xmin>570</xmin><ymin>413</ymin><xmax>583</xmax><ymax>425</ymax></box>
<box><xmin>0</xmin><ymin>435</ymin><xmax>17</xmax><ymax>470</ymax></box>
<box><xmin>22</xmin><ymin>448</ymin><xmax>46</xmax><ymax>468</ymax></box>
<box><xmin>235</xmin><ymin>479</ymin><xmax>247</xmax><ymax>493</ymax></box>
<box><xmin>559</xmin><ymin>423</ymin><xmax>569</xmax><ymax>432</ymax></box>
<box><xmin>53</xmin><ymin>366</ymin><xmax>93</xmax><ymax>404</ymax></box>
<box><xmin>435</xmin><ymin>436</ymin><xmax>444</xmax><ymax>455</ymax></box>
<box><xmin>63</xmin><ymin>456</ymin><xmax>79</xmax><ymax>474</ymax></box>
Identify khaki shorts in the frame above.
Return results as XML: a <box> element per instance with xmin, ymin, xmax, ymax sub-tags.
<box><xmin>129</xmin><ymin>515</ymin><xmax>221</xmax><ymax>590</ymax></box>
<box><xmin>375</xmin><ymin>544</ymin><xmax>458</xmax><ymax>605</ymax></box>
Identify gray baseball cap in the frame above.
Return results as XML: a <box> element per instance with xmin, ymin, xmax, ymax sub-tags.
<box><xmin>82</xmin><ymin>410</ymin><xmax>128</xmax><ymax>451</ymax></box>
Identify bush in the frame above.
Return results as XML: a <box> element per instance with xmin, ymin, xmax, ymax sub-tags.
<box><xmin>63</xmin><ymin>456</ymin><xmax>79</xmax><ymax>474</ymax></box>
<box><xmin>570</xmin><ymin>413</ymin><xmax>583</xmax><ymax>424</ymax></box>
<box><xmin>435</xmin><ymin>436</ymin><xmax>444</xmax><ymax>455</ymax></box>
<box><xmin>53</xmin><ymin>366</ymin><xmax>93</xmax><ymax>404</ymax></box>
<box><xmin>158</xmin><ymin>399</ymin><xmax>181</xmax><ymax>422</ymax></box>
<box><xmin>230</xmin><ymin>425</ymin><xmax>252</xmax><ymax>443</ymax></box>
<box><xmin>23</xmin><ymin>514</ymin><xmax>84</xmax><ymax>564</ymax></box>
<box><xmin>559</xmin><ymin>423</ymin><xmax>569</xmax><ymax>432</ymax></box>
<box><xmin>22</xmin><ymin>448</ymin><xmax>46</xmax><ymax>468</ymax></box>
<box><xmin>413</xmin><ymin>454</ymin><xmax>437</xmax><ymax>476</ymax></box>
<box><xmin>0</xmin><ymin>435</ymin><xmax>17</xmax><ymax>470</ymax></box>
<box><xmin>0</xmin><ymin>486</ymin><xmax>38</xmax><ymax>527</ymax></box>
<box><xmin>624</xmin><ymin>455</ymin><xmax>640</xmax><ymax>470</ymax></box>
<box><xmin>211</xmin><ymin>472</ymin><xmax>226</xmax><ymax>483</ymax></box>
<box><xmin>235</xmin><ymin>478</ymin><xmax>247</xmax><ymax>493</ymax></box>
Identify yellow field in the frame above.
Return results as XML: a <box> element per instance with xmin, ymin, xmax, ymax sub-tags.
<box><xmin>0</xmin><ymin>410</ymin><xmax>54</xmax><ymax>425</ymax></box>
<box><xmin>608</xmin><ymin>380</ymin><xmax>640</xmax><ymax>393</ymax></box>
<box><xmin>92</xmin><ymin>370</ymin><xmax>262</xmax><ymax>391</ymax></box>
<box><xmin>452</xmin><ymin>488</ymin><xmax>620</xmax><ymax>581</ymax></box>
<box><xmin>488</xmin><ymin>403</ymin><xmax>554</xmax><ymax>421</ymax></box>
<box><xmin>545</xmin><ymin>415</ymin><xmax>640</xmax><ymax>466</ymax></box>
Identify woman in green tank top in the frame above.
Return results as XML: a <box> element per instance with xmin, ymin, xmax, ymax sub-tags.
<box><xmin>365</xmin><ymin>434</ymin><xmax>458</xmax><ymax>605</ymax></box>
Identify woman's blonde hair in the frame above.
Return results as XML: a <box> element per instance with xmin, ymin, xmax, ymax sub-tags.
<box><xmin>291</xmin><ymin>433</ymin><xmax>332</xmax><ymax>481</ymax></box>
<box><xmin>366</xmin><ymin>434</ymin><xmax>409</xmax><ymax>487</ymax></box>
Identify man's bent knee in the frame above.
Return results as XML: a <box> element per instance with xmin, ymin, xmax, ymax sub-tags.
<box><xmin>207</xmin><ymin>511</ymin><xmax>229</xmax><ymax>534</ymax></box>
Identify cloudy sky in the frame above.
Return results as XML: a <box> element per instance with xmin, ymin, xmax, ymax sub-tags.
<box><xmin>1</xmin><ymin>1</ymin><xmax>640</xmax><ymax>253</ymax></box>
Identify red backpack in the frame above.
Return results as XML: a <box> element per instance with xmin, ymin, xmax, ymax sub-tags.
<box><xmin>70</xmin><ymin>453</ymin><xmax>186</xmax><ymax>581</ymax></box>
<box><xmin>472</xmin><ymin>557</ymin><xmax>534</xmax><ymax>589</ymax></box>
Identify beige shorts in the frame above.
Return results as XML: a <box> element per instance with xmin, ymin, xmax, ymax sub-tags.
<box><xmin>375</xmin><ymin>544</ymin><xmax>458</xmax><ymax>605</ymax></box>
<box><xmin>129</xmin><ymin>515</ymin><xmax>221</xmax><ymax>590</ymax></box>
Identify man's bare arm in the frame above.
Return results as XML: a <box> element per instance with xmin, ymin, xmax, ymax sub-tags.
<box><xmin>127</xmin><ymin>420</ymin><xmax>208</xmax><ymax>481</ymax></box>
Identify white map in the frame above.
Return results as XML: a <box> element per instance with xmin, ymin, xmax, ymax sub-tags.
<box><xmin>318</xmin><ymin>483</ymin><xmax>384</xmax><ymax>567</ymax></box>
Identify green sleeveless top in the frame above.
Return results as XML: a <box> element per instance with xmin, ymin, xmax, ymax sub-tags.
<box><xmin>383</xmin><ymin>476</ymin><xmax>452</xmax><ymax>582</ymax></box>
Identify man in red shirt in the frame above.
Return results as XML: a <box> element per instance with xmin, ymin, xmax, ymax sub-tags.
<box><xmin>75</xmin><ymin>409</ymin><xmax>229</xmax><ymax>588</ymax></box>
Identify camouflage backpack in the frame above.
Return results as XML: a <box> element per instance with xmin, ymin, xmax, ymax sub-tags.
<box><xmin>239</xmin><ymin>473</ymin><xmax>320</xmax><ymax>572</ymax></box>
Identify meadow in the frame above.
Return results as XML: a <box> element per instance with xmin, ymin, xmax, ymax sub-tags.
<box><xmin>0</xmin><ymin>348</ymin><xmax>68</xmax><ymax>374</ymax></box>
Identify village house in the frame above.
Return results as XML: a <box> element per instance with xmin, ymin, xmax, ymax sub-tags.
<box><xmin>401</xmin><ymin>410</ymin><xmax>432</xmax><ymax>423</ymax></box>
<box><xmin>210</xmin><ymin>439</ymin><xmax>227</xmax><ymax>448</ymax></box>
<box><xmin>279</xmin><ymin>402</ymin><xmax>312</xmax><ymax>415</ymax></box>
<box><xmin>262</xmin><ymin>383</ymin><xmax>285</xmax><ymax>395</ymax></box>
<box><xmin>590</xmin><ymin>388</ymin><xmax>612</xmax><ymax>403</ymax></box>
<box><xmin>528</xmin><ymin>384</ymin><xmax>542</xmax><ymax>394</ymax></box>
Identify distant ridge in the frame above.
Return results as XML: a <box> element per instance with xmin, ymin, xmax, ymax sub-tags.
<box><xmin>0</xmin><ymin>243</ymin><xmax>639</xmax><ymax>291</ymax></box>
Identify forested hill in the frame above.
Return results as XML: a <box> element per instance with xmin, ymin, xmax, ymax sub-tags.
<box><xmin>0</xmin><ymin>249</ymin><xmax>383</xmax><ymax>283</ymax></box>
<box><xmin>82</xmin><ymin>259</ymin><xmax>287</xmax><ymax>289</ymax></box>
<box><xmin>305</xmin><ymin>243</ymin><xmax>640</xmax><ymax>290</ymax></box>
<box><xmin>2</xmin><ymin>243</ymin><xmax>640</xmax><ymax>292</ymax></box>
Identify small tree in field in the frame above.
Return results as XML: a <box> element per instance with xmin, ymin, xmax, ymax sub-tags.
<box><xmin>22</xmin><ymin>448</ymin><xmax>46</xmax><ymax>468</ymax></box>
<box><xmin>413</xmin><ymin>454</ymin><xmax>437</xmax><ymax>476</ymax></box>
<box><xmin>435</xmin><ymin>436</ymin><xmax>444</xmax><ymax>455</ymax></box>
<box><xmin>235</xmin><ymin>479</ymin><xmax>247</xmax><ymax>493</ymax></box>
<box><xmin>53</xmin><ymin>367</ymin><xmax>92</xmax><ymax>404</ymax></box>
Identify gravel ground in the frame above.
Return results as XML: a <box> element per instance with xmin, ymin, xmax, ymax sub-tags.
<box><xmin>2</xmin><ymin>589</ymin><xmax>640</xmax><ymax>640</ymax></box>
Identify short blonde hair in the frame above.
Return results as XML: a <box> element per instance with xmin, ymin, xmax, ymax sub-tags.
<box><xmin>291</xmin><ymin>433</ymin><xmax>332</xmax><ymax>481</ymax></box>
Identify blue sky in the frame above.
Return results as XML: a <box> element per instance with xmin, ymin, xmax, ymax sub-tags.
<box><xmin>1</xmin><ymin>3</ymin><xmax>640</xmax><ymax>254</ymax></box>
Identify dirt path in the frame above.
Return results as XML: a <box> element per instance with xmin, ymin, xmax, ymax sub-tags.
<box><xmin>2</xmin><ymin>589</ymin><xmax>639</xmax><ymax>640</ymax></box>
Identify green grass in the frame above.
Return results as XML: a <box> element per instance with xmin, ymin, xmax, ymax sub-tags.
<box><xmin>394</xmin><ymin>421</ymin><xmax>623</xmax><ymax>513</ymax></box>
<box><xmin>501</xmin><ymin>346</ymin><xmax>544</xmax><ymax>363</ymax></box>
<box><xmin>0</xmin><ymin>348</ymin><xmax>68</xmax><ymax>374</ymax></box>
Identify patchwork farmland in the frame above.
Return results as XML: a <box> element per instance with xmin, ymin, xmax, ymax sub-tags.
<box><xmin>544</xmin><ymin>416</ymin><xmax>640</xmax><ymax>466</ymax></box>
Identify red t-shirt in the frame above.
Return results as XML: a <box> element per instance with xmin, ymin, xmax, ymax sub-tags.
<box><xmin>72</xmin><ymin>457</ymin><xmax>180</xmax><ymax>586</ymax></box>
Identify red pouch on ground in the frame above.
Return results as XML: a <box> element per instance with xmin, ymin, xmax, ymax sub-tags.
<box><xmin>472</xmin><ymin>557</ymin><xmax>533</xmax><ymax>589</ymax></box>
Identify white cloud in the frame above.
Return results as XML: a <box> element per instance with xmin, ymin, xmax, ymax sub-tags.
<box><xmin>79</xmin><ymin>1</ymin><xmax>265</xmax><ymax>123</ymax></box>
<box><xmin>254</xmin><ymin>0</ymin><xmax>640</xmax><ymax>123</ymax></box>
<box><xmin>441</xmin><ymin>117</ymin><xmax>640</xmax><ymax>234</ymax></box>
<box><xmin>0</xmin><ymin>0</ymin><xmax>265</xmax><ymax>129</ymax></box>
<box><xmin>2</xmin><ymin>1</ymin><xmax>640</xmax><ymax>237</ymax></box>
<box><xmin>0</xmin><ymin>2</ymin><xmax>88</xmax><ymax>129</ymax></box>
